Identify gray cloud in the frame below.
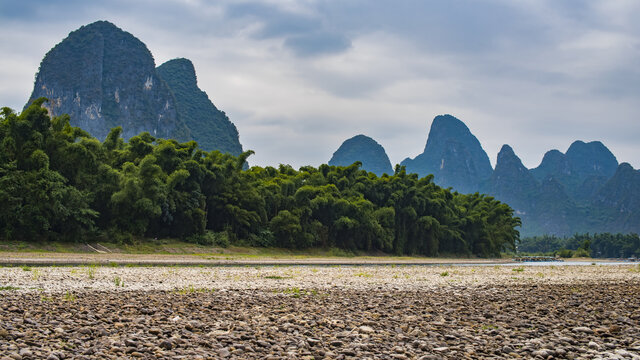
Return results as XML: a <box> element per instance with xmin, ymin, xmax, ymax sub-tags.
<box><xmin>0</xmin><ymin>0</ymin><xmax>639</xmax><ymax>170</ymax></box>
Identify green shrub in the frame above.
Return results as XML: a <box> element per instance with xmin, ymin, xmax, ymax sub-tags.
<box><xmin>557</xmin><ymin>249</ymin><xmax>574</xmax><ymax>258</ymax></box>
<box><xmin>186</xmin><ymin>230</ymin><xmax>229</xmax><ymax>248</ymax></box>
<box><xmin>572</xmin><ymin>248</ymin><xmax>590</xmax><ymax>258</ymax></box>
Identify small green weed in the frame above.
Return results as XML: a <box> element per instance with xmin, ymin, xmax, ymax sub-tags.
<box><xmin>174</xmin><ymin>285</ymin><xmax>215</xmax><ymax>294</ymax></box>
<box><xmin>21</xmin><ymin>265</ymin><xmax>32</xmax><ymax>271</ymax></box>
<box><xmin>281</xmin><ymin>287</ymin><xmax>320</xmax><ymax>298</ymax></box>
<box><xmin>113</xmin><ymin>276</ymin><xmax>124</xmax><ymax>287</ymax></box>
<box><xmin>31</xmin><ymin>269</ymin><xmax>42</xmax><ymax>280</ymax></box>
<box><xmin>85</xmin><ymin>265</ymin><xmax>96</xmax><ymax>279</ymax></box>
<box><xmin>0</xmin><ymin>286</ymin><xmax>19</xmax><ymax>291</ymax></box>
<box><xmin>63</xmin><ymin>291</ymin><xmax>76</xmax><ymax>302</ymax></box>
<box><xmin>354</xmin><ymin>272</ymin><xmax>372</xmax><ymax>278</ymax></box>
<box><xmin>512</xmin><ymin>266</ymin><xmax>525</xmax><ymax>273</ymax></box>
<box><xmin>440</xmin><ymin>271</ymin><xmax>449</xmax><ymax>277</ymax></box>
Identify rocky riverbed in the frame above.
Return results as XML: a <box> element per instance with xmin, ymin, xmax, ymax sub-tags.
<box><xmin>1</xmin><ymin>265</ymin><xmax>639</xmax><ymax>359</ymax></box>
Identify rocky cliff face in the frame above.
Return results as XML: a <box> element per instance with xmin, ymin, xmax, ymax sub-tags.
<box><xmin>401</xmin><ymin>115</ymin><xmax>492</xmax><ymax>193</ymax></box>
<box><xmin>27</xmin><ymin>21</ymin><xmax>189</xmax><ymax>141</ymax></box>
<box><xmin>328</xmin><ymin>134</ymin><xmax>393</xmax><ymax>176</ymax></box>
<box><xmin>157</xmin><ymin>58</ymin><xmax>242</xmax><ymax>155</ymax></box>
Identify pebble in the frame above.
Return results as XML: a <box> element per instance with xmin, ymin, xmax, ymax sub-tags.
<box><xmin>0</xmin><ymin>265</ymin><xmax>638</xmax><ymax>359</ymax></box>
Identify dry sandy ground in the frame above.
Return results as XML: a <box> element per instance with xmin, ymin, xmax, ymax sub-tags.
<box><xmin>1</xmin><ymin>264</ymin><xmax>639</xmax><ymax>359</ymax></box>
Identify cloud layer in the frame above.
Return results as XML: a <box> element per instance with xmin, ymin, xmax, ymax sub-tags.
<box><xmin>1</xmin><ymin>0</ymin><xmax>638</xmax><ymax>169</ymax></box>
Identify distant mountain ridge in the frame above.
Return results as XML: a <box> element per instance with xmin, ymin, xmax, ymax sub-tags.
<box><xmin>331</xmin><ymin>115</ymin><xmax>639</xmax><ymax>237</ymax></box>
<box><xmin>27</xmin><ymin>20</ymin><xmax>242</xmax><ymax>154</ymax></box>
<box><xmin>328</xmin><ymin>134</ymin><xmax>393</xmax><ymax>176</ymax></box>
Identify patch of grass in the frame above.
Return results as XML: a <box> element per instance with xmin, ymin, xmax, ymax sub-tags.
<box><xmin>328</xmin><ymin>247</ymin><xmax>355</xmax><ymax>257</ymax></box>
<box><xmin>85</xmin><ymin>265</ymin><xmax>96</xmax><ymax>280</ymax></box>
<box><xmin>113</xmin><ymin>276</ymin><xmax>124</xmax><ymax>287</ymax></box>
<box><xmin>512</xmin><ymin>266</ymin><xmax>525</xmax><ymax>273</ymax></box>
<box><xmin>354</xmin><ymin>272</ymin><xmax>372</xmax><ymax>278</ymax></box>
<box><xmin>569</xmin><ymin>286</ymin><xmax>583</xmax><ymax>293</ymax></box>
<box><xmin>263</xmin><ymin>275</ymin><xmax>289</xmax><ymax>280</ymax></box>
<box><xmin>174</xmin><ymin>285</ymin><xmax>215</xmax><ymax>294</ymax></box>
<box><xmin>21</xmin><ymin>265</ymin><xmax>32</xmax><ymax>271</ymax></box>
<box><xmin>0</xmin><ymin>286</ymin><xmax>19</xmax><ymax>291</ymax></box>
<box><xmin>440</xmin><ymin>271</ymin><xmax>449</xmax><ymax>277</ymax></box>
<box><xmin>63</xmin><ymin>291</ymin><xmax>76</xmax><ymax>302</ymax></box>
<box><xmin>31</xmin><ymin>269</ymin><xmax>42</xmax><ymax>281</ymax></box>
<box><xmin>280</xmin><ymin>287</ymin><xmax>320</xmax><ymax>298</ymax></box>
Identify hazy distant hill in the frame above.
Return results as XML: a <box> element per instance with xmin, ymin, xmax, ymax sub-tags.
<box><xmin>27</xmin><ymin>21</ymin><xmax>242</xmax><ymax>154</ymax></box>
<box><xmin>531</xmin><ymin>141</ymin><xmax>618</xmax><ymax>199</ymax></box>
<box><xmin>400</xmin><ymin>114</ymin><xmax>493</xmax><ymax>194</ymax></box>
<box><xmin>328</xmin><ymin>134</ymin><xmax>393</xmax><ymax>176</ymax></box>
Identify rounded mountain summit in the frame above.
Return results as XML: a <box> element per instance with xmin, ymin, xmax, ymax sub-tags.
<box><xmin>329</xmin><ymin>135</ymin><xmax>393</xmax><ymax>176</ymax></box>
<box><xmin>26</xmin><ymin>20</ymin><xmax>242</xmax><ymax>155</ymax></box>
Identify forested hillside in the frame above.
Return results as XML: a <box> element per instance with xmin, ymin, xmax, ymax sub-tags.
<box><xmin>0</xmin><ymin>100</ymin><xmax>521</xmax><ymax>257</ymax></box>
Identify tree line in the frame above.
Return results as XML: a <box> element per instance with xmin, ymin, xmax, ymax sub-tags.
<box><xmin>518</xmin><ymin>233</ymin><xmax>640</xmax><ymax>258</ymax></box>
<box><xmin>0</xmin><ymin>100</ymin><xmax>521</xmax><ymax>257</ymax></box>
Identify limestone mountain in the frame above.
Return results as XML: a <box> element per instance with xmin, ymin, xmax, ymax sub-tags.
<box><xmin>401</xmin><ymin>115</ymin><xmax>492</xmax><ymax>194</ymax></box>
<box><xmin>27</xmin><ymin>21</ymin><xmax>188</xmax><ymax>141</ymax></box>
<box><xmin>328</xmin><ymin>135</ymin><xmax>393</xmax><ymax>176</ymax></box>
<box><xmin>26</xmin><ymin>21</ymin><xmax>243</xmax><ymax>155</ymax></box>
<box><xmin>531</xmin><ymin>141</ymin><xmax>618</xmax><ymax>199</ymax></box>
<box><xmin>487</xmin><ymin>145</ymin><xmax>538</xmax><ymax>213</ymax></box>
<box><xmin>485</xmin><ymin>145</ymin><xmax>579</xmax><ymax>237</ymax></box>
<box><xmin>157</xmin><ymin>58</ymin><xmax>242</xmax><ymax>155</ymax></box>
<box><xmin>592</xmin><ymin>163</ymin><xmax>640</xmax><ymax>233</ymax></box>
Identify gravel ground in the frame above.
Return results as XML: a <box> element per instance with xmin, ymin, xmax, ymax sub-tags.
<box><xmin>1</xmin><ymin>265</ymin><xmax>639</xmax><ymax>359</ymax></box>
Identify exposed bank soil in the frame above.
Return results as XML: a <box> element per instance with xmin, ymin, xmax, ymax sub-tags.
<box><xmin>0</xmin><ymin>251</ymin><xmax>512</xmax><ymax>266</ymax></box>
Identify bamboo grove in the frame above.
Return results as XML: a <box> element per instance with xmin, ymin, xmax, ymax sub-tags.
<box><xmin>0</xmin><ymin>100</ymin><xmax>521</xmax><ymax>257</ymax></box>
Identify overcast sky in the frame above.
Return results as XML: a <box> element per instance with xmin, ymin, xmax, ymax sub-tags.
<box><xmin>1</xmin><ymin>0</ymin><xmax>638</xmax><ymax>169</ymax></box>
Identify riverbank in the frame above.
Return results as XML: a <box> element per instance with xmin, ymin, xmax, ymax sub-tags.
<box><xmin>1</xmin><ymin>265</ymin><xmax>639</xmax><ymax>359</ymax></box>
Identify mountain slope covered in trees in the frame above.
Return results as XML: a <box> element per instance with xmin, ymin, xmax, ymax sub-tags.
<box><xmin>26</xmin><ymin>20</ymin><xmax>242</xmax><ymax>154</ymax></box>
<box><xmin>400</xmin><ymin>115</ymin><xmax>493</xmax><ymax>194</ymax></box>
<box><xmin>328</xmin><ymin>134</ymin><xmax>393</xmax><ymax>176</ymax></box>
<box><xmin>157</xmin><ymin>58</ymin><xmax>243</xmax><ymax>155</ymax></box>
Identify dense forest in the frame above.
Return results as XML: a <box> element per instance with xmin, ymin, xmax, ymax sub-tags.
<box><xmin>0</xmin><ymin>100</ymin><xmax>521</xmax><ymax>257</ymax></box>
<box><xmin>518</xmin><ymin>233</ymin><xmax>640</xmax><ymax>258</ymax></box>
